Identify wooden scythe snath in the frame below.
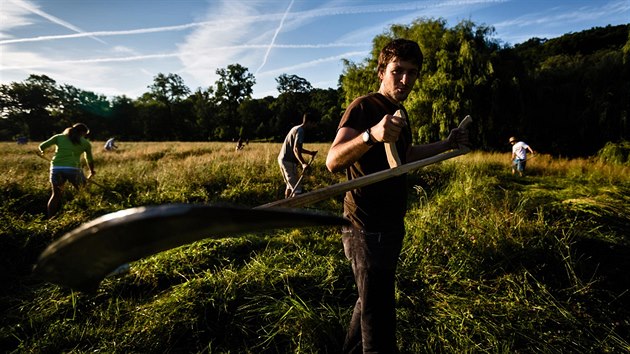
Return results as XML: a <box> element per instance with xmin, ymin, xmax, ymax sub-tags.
<box><xmin>384</xmin><ymin>109</ymin><xmax>405</xmax><ymax>168</ymax></box>
<box><xmin>289</xmin><ymin>151</ymin><xmax>318</xmax><ymax>198</ymax></box>
<box><xmin>33</xmin><ymin>116</ymin><xmax>472</xmax><ymax>291</ymax></box>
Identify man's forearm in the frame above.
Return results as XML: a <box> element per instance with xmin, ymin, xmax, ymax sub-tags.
<box><xmin>326</xmin><ymin>135</ymin><xmax>370</xmax><ymax>173</ymax></box>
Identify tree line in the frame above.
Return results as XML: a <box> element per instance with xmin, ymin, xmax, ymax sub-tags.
<box><xmin>1</xmin><ymin>19</ymin><xmax>628</xmax><ymax>157</ymax></box>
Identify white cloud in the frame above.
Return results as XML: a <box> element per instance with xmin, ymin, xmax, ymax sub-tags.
<box><xmin>0</xmin><ymin>0</ymin><xmax>33</xmax><ymax>39</ymax></box>
<box><xmin>1</xmin><ymin>49</ymin><xmax>120</xmax><ymax>92</ymax></box>
<box><xmin>176</xmin><ymin>1</ymin><xmax>280</xmax><ymax>88</ymax></box>
<box><xmin>110</xmin><ymin>46</ymin><xmax>137</xmax><ymax>55</ymax></box>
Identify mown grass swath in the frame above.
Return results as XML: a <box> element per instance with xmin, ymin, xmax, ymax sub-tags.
<box><xmin>1</xmin><ymin>142</ymin><xmax>628</xmax><ymax>352</ymax></box>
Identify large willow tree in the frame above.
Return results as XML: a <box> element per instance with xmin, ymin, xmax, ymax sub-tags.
<box><xmin>340</xmin><ymin>18</ymin><xmax>497</xmax><ymax>145</ymax></box>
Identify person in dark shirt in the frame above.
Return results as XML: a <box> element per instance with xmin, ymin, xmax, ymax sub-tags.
<box><xmin>326</xmin><ymin>38</ymin><xmax>469</xmax><ymax>353</ymax></box>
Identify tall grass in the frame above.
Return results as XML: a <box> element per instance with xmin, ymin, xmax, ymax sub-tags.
<box><xmin>1</xmin><ymin>142</ymin><xmax>628</xmax><ymax>353</ymax></box>
<box><xmin>398</xmin><ymin>152</ymin><xmax>629</xmax><ymax>352</ymax></box>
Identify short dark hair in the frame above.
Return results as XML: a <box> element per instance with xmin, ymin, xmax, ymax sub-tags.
<box><xmin>377</xmin><ymin>38</ymin><xmax>423</xmax><ymax>74</ymax></box>
<box><xmin>302</xmin><ymin>112</ymin><xmax>314</xmax><ymax>124</ymax></box>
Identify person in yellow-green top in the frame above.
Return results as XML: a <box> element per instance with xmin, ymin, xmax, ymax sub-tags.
<box><xmin>38</xmin><ymin>123</ymin><xmax>95</xmax><ymax>218</ymax></box>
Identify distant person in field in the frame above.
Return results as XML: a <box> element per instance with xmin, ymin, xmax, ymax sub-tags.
<box><xmin>38</xmin><ymin>123</ymin><xmax>95</xmax><ymax>218</ymax></box>
<box><xmin>104</xmin><ymin>137</ymin><xmax>118</xmax><ymax>151</ymax></box>
<box><xmin>235</xmin><ymin>137</ymin><xmax>245</xmax><ymax>151</ymax></box>
<box><xmin>509</xmin><ymin>136</ymin><xmax>535</xmax><ymax>176</ymax></box>
<box><xmin>277</xmin><ymin>112</ymin><xmax>318</xmax><ymax>198</ymax></box>
<box><xmin>326</xmin><ymin>38</ymin><xmax>469</xmax><ymax>353</ymax></box>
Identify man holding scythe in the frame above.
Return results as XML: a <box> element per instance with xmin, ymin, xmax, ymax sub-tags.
<box><xmin>278</xmin><ymin>112</ymin><xmax>318</xmax><ymax>198</ymax></box>
<box><xmin>509</xmin><ymin>136</ymin><xmax>535</xmax><ymax>176</ymax></box>
<box><xmin>326</xmin><ymin>38</ymin><xmax>470</xmax><ymax>353</ymax></box>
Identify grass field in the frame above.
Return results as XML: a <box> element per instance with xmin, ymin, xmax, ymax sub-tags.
<box><xmin>1</xmin><ymin>141</ymin><xmax>629</xmax><ymax>353</ymax></box>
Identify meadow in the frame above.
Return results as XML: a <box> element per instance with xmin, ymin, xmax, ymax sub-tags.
<box><xmin>1</xmin><ymin>141</ymin><xmax>628</xmax><ymax>353</ymax></box>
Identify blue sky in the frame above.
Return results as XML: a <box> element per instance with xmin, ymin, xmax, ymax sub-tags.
<box><xmin>1</xmin><ymin>0</ymin><xmax>628</xmax><ymax>99</ymax></box>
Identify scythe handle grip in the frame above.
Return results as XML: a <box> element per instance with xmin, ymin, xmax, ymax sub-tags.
<box><xmin>36</xmin><ymin>152</ymin><xmax>51</xmax><ymax>162</ymax></box>
<box><xmin>459</xmin><ymin>115</ymin><xmax>472</xmax><ymax>129</ymax></box>
<box><xmin>384</xmin><ymin>110</ymin><xmax>405</xmax><ymax>168</ymax></box>
<box><xmin>457</xmin><ymin>115</ymin><xmax>473</xmax><ymax>152</ymax></box>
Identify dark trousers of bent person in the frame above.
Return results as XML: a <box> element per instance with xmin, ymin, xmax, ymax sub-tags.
<box><xmin>342</xmin><ymin>225</ymin><xmax>404</xmax><ymax>354</ymax></box>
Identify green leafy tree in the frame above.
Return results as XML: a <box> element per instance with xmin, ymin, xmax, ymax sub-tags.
<box><xmin>215</xmin><ymin>64</ymin><xmax>256</xmax><ymax>106</ymax></box>
<box><xmin>270</xmin><ymin>91</ymin><xmax>311</xmax><ymax>140</ymax></box>
<box><xmin>57</xmin><ymin>84</ymin><xmax>111</xmax><ymax>139</ymax></box>
<box><xmin>238</xmin><ymin>96</ymin><xmax>274</xmax><ymax>140</ymax></box>
<box><xmin>110</xmin><ymin>95</ymin><xmax>140</xmax><ymax>140</ymax></box>
<box><xmin>135</xmin><ymin>93</ymin><xmax>171</xmax><ymax>140</ymax></box>
<box><xmin>213</xmin><ymin>64</ymin><xmax>256</xmax><ymax>140</ymax></box>
<box><xmin>187</xmin><ymin>87</ymin><xmax>218</xmax><ymax>141</ymax></box>
<box><xmin>136</xmin><ymin>73</ymin><xmax>192</xmax><ymax>140</ymax></box>
<box><xmin>499</xmin><ymin>24</ymin><xmax>630</xmax><ymax>156</ymax></box>
<box><xmin>340</xmin><ymin>18</ymin><xmax>496</xmax><ymax>145</ymax></box>
<box><xmin>309</xmin><ymin>87</ymin><xmax>343</xmax><ymax>141</ymax></box>
<box><xmin>0</xmin><ymin>84</ymin><xmax>26</xmax><ymax>140</ymax></box>
<box><xmin>148</xmin><ymin>73</ymin><xmax>191</xmax><ymax>103</ymax></box>
<box><xmin>339</xmin><ymin>58</ymin><xmax>379</xmax><ymax>107</ymax></box>
<box><xmin>402</xmin><ymin>19</ymin><xmax>495</xmax><ymax>143</ymax></box>
<box><xmin>276</xmin><ymin>74</ymin><xmax>313</xmax><ymax>94</ymax></box>
<box><xmin>0</xmin><ymin>75</ymin><xmax>61</xmax><ymax>140</ymax></box>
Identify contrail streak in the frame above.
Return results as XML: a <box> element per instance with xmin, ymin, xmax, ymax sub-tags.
<box><xmin>257</xmin><ymin>51</ymin><xmax>367</xmax><ymax>77</ymax></box>
<box><xmin>255</xmin><ymin>0</ymin><xmax>294</xmax><ymax>75</ymax></box>
<box><xmin>7</xmin><ymin>0</ymin><xmax>106</xmax><ymax>44</ymax></box>
<box><xmin>0</xmin><ymin>22</ymin><xmax>204</xmax><ymax>45</ymax></box>
<box><xmin>0</xmin><ymin>44</ymin><xmax>369</xmax><ymax>70</ymax></box>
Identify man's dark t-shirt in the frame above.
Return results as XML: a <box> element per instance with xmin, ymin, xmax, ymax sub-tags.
<box><xmin>337</xmin><ymin>93</ymin><xmax>412</xmax><ymax>231</ymax></box>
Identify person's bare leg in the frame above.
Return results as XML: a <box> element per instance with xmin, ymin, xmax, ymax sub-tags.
<box><xmin>47</xmin><ymin>184</ymin><xmax>62</xmax><ymax>219</ymax></box>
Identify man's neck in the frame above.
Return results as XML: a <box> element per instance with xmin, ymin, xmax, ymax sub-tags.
<box><xmin>377</xmin><ymin>88</ymin><xmax>402</xmax><ymax>106</ymax></box>
<box><xmin>376</xmin><ymin>90</ymin><xmax>402</xmax><ymax>107</ymax></box>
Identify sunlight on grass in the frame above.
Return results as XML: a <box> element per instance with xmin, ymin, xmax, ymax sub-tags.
<box><xmin>1</xmin><ymin>142</ymin><xmax>628</xmax><ymax>352</ymax></box>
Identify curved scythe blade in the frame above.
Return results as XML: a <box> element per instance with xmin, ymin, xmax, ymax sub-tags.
<box><xmin>34</xmin><ymin>204</ymin><xmax>348</xmax><ymax>291</ymax></box>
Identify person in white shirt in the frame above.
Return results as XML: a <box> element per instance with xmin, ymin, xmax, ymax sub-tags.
<box><xmin>104</xmin><ymin>138</ymin><xmax>118</xmax><ymax>151</ymax></box>
<box><xmin>509</xmin><ymin>136</ymin><xmax>535</xmax><ymax>176</ymax></box>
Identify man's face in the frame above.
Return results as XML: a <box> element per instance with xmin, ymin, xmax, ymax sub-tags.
<box><xmin>378</xmin><ymin>58</ymin><xmax>419</xmax><ymax>104</ymax></box>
